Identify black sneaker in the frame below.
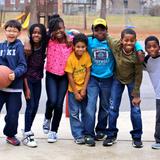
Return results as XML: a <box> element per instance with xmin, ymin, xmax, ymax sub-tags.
<box><xmin>103</xmin><ymin>137</ymin><xmax>117</xmax><ymax>146</ymax></box>
<box><xmin>95</xmin><ymin>132</ymin><xmax>105</xmax><ymax>141</ymax></box>
<box><xmin>85</xmin><ymin>136</ymin><xmax>95</xmax><ymax>147</ymax></box>
<box><xmin>74</xmin><ymin>138</ymin><xmax>85</xmax><ymax>145</ymax></box>
<box><xmin>132</xmin><ymin>138</ymin><xmax>143</xmax><ymax>148</ymax></box>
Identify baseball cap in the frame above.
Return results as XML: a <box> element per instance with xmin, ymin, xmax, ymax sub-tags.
<box><xmin>93</xmin><ymin>18</ymin><xmax>107</xmax><ymax>28</ymax></box>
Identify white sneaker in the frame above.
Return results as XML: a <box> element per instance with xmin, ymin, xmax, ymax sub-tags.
<box><xmin>151</xmin><ymin>143</ymin><xmax>160</xmax><ymax>149</ymax></box>
<box><xmin>22</xmin><ymin>131</ymin><xmax>37</xmax><ymax>148</ymax></box>
<box><xmin>48</xmin><ymin>131</ymin><xmax>58</xmax><ymax>143</ymax></box>
<box><xmin>43</xmin><ymin>118</ymin><xmax>51</xmax><ymax>134</ymax></box>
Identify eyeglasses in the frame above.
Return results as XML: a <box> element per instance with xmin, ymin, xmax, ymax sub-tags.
<box><xmin>5</xmin><ymin>29</ymin><xmax>19</xmax><ymax>34</ymax></box>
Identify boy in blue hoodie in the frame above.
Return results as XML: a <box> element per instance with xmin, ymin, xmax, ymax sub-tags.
<box><xmin>0</xmin><ymin>20</ymin><xmax>27</xmax><ymax>146</ymax></box>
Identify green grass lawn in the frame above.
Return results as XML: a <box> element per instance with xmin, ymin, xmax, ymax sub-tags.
<box><xmin>1</xmin><ymin>12</ymin><xmax>160</xmax><ymax>33</ymax></box>
<box><xmin>63</xmin><ymin>14</ymin><xmax>160</xmax><ymax>32</ymax></box>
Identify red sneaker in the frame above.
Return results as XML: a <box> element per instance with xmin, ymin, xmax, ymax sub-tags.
<box><xmin>6</xmin><ymin>136</ymin><xmax>20</xmax><ymax>146</ymax></box>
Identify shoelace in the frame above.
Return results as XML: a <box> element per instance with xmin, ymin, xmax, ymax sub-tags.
<box><xmin>48</xmin><ymin>133</ymin><xmax>56</xmax><ymax>139</ymax></box>
<box><xmin>23</xmin><ymin>135</ymin><xmax>34</xmax><ymax>142</ymax></box>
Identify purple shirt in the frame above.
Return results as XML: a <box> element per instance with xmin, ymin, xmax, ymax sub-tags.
<box><xmin>26</xmin><ymin>47</ymin><xmax>45</xmax><ymax>81</ymax></box>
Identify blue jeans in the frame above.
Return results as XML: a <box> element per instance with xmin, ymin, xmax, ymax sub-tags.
<box><xmin>45</xmin><ymin>72</ymin><xmax>68</xmax><ymax>132</ymax></box>
<box><xmin>84</xmin><ymin>76</ymin><xmax>113</xmax><ymax>137</ymax></box>
<box><xmin>0</xmin><ymin>91</ymin><xmax>22</xmax><ymax>137</ymax></box>
<box><xmin>107</xmin><ymin>78</ymin><xmax>143</xmax><ymax>139</ymax></box>
<box><xmin>68</xmin><ymin>92</ymin><xmax>86</xmax><ymax>139</ymax></box>
<box><xmin>24</xmin><ymin>79</ymin><xmax>42</xmax><ymax>132</ymax></box>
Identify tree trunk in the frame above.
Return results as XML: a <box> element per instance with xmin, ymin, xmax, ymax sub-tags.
<box><xmin>29</xmin><ymin>0</ymin><xmax>38</xmax><ymax>27</ymax></box>
<box><xmin>100</xmin><ymin>0</ymin><xmax>107</xmax><ymax>19</ymax></box>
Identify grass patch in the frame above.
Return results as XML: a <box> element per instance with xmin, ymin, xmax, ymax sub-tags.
<box><xmin>62</xmin><ymin>14</ymin><xmax>160</xmax><ymax>31</ymax></box>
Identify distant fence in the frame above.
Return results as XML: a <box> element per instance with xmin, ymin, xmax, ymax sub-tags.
<box><xmin>62</xmin><ymin>2</ymin><xmax>151</xmax><ymax>31</ymax></box>
<box><xmin>63</xmin><ymin>2</ymin><xmax>96</xmax><ymax>30</ymax></box>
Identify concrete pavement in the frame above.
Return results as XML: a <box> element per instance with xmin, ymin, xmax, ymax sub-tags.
<box><xmin>0</xmin><ymin>111</ymin><xmax>160</xmax><ymax>160</ymax></box>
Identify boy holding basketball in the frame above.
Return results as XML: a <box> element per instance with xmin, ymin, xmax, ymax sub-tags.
<box><xmin>0</xmin><ymin>20</ymin><xmax>27</xmax><ymax>146</ymax></box>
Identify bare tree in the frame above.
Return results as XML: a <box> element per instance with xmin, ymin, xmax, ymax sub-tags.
<box><xmin>100</xmin><ymin>0</ymin><xmax>107</xmax><ymax>19</ymax></box>
<box><xmin>29</xmin><ymin>0</ymin><xmax>38</xmax><ymax>27</ymax></box>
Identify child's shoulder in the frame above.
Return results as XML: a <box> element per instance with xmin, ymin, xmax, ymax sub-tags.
<box><xmin>144</xmin><ymin>55</ymin><xmax>151</xmax><ymax>64</ymax></box>
<box><xmin>17</xmin><ymin>39</ymin><xmax>23</xmax><ymax>44</ymax></box>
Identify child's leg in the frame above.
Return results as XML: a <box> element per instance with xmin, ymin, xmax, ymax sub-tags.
<box><xmin>84</xmin><ymin>76</ymin><xmax>99</xmax><ymax>138</ymax></box>
<box><xmin>45</xmin><ymin>72</ymin><xmax>57</xmax><ymax>120</ymax></box>
<box><xmin>0</xmin><ymin>91</ymin><xmax>6</xmax><ymax>112</ymax></box>
<box><xmin>68</xmin><ymin>92</ymin><xmax>85</xmax><ymax>140</ymax></box>
<box><xmin>50</xmin><ymin>74</ymin><xmax>68</xmax><ymax>132</ymax></box>
<box><xmin>4</xmin><ymin>92</ymin><xmax>22</xmax><ymax>137</ymax></box>
<box><xmin>155</xmin><ymin>99</ymin><xmax>160</xmax><ymax>143</ymax></box>
<box><xmin>107</xmin><ymin>79</ymin><xmax>124</xmax><ymax>138</ymax></box>
<box><xmin>25</xmin><ymin>80</ymin><xmax>41</xmax><ymax>132</ymax></box>
<box><xmin>127</xmin><ymin>82</ymin><xmax>142</xmax><ymax>139</ymax></box>
<box><xmin>95</xmin><ymin>76</ymin><xmax>113</xmax><ymax>135</ymax></box>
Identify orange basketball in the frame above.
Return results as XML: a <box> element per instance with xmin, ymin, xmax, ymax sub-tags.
<box><xmin>0</xmin><ymin>65</ymin><xmax>13</xmax><ymax>89</ymax></box>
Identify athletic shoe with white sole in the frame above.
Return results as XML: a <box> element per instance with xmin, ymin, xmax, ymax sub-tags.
<box><xmin>48</xmin><ymin>131</ymin><xmax>58</xmax><ymax>143</ymax></box>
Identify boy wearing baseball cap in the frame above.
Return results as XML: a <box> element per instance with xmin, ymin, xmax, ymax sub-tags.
<box><xmin>84</xmin><ymin>18</ymin><xmax>114</xmax><ymax>146</ymax></box>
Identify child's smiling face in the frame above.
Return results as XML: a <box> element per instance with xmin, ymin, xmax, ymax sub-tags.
<box><xmin>145</xmin><ymin>40</ymin><xmax>160</xmax><ymax>58</ymax></box>
<box><xmin>74</xmin><ymin>41</ymin><xmax>87</xmax><ymax>59</ymax></box>
<box><xmin>5</xmin><ymin>27</ymin><xmax>20</xmax><ymax>43</ymax></box>
<box><xmin>32</xmin><ymin>27</ymin><xmax>42</xmax><ymax>44</ymax></box>
<box><xmin>121</xmin><ymin>33</ymin><xmax>136</xmax><ymax>54</ymax></box>
<box><xmin>93</xmin><ymin>25</ymin><xmax>107</xmax><ymax>41</ymax></box>
<box><xmin>51</xmin><ymin>22</ymin><xmax>66</xmax><ymax>41</ymax></box>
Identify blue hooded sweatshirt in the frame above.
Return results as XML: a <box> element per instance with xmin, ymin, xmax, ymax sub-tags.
<box><xmin>0</xmin><ymin>39</ymin><xmax>27</xmax><ymax>91</ymax></box>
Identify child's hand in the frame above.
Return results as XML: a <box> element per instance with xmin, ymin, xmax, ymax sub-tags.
<box><xmin>25</xmin><ymin>88</ymin><xmax>31</xmax><ymax>100</ymax></box>
<box><xmin>66</xmin><ymin>35</ymin><xmax>73</xmax><ymax>48</ymax></box>
<box><xmin>74</xmin><ymin>92</ymin><xmax>83</xmax><ymax>101</ymax></box>
<box><xmin>80</xmin><ymin>89</ymin><xmax>86</xmax><ymax>98</ymax></box>
<box><xmin>24</xmin><ymin>38</ymin><xmax>32</xmax><ymax>56</ymax></box>
<box><xmin>8</xmin><ymin>73</ymin><xmax>15</xmax><ymax>81</ymax></box>
<box><xmin>132</xmin><ymin>97</ymin><xmax>141</xmax><ymax>106</ymax></box>
<box><xmin>136</xmin><ymin>51</ymin><xmax>145</xmax><ymax>63</ymax></box>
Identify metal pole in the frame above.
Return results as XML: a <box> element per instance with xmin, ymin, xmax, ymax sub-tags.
<box><xmin>84</xmin><ymin>3</ymin><xmax>87</xmax><ymax>30</ymax></box>
<box><xmin>45</xmin><ymin>0</ymin><xmax>48</xmax><ymax>27</ymax></box>
<box><xmin>123</xmin><ymin>0</ymin><xmax>128</xmax><ymax>27</ymax></box>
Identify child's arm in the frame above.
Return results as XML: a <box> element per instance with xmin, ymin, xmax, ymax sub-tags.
<box><xmin>131</xmin><ymin>63</ymin><xmax>143</xmax><ymax>105</ymax></box>
<box><xmin>67</xmin><ymin>73</ymin><xmax>83</xmax><ymax>101</ymax></box>
<box><xmin>80</xmin><ymin>67</ymin><xmax>91</xmax><ymax>98</ymax></box>
<box><xmin>23</xmin><ymin>78</ymin><xmax>31</xmax><ymax>100</ymax></box>
<box><xmin>106</xmin><ymin>35</ymin><xmax>119</xmax><ymax>51</ymax></box>
<box><xmin>24</xmin><ymin>37</ymin><xmax>32</xmax><ymax>56</ymax></box>
<box><xmin>14</xmin><ymin>42</ymin><xmax>27</xmax><ymax>78</ymax></box>
<box><xmin>135</xmin><ymin>41</ymin><xmax>145</xmax><ymax>63</ymax></box>
<box><xmin>143</xmin><ymin>55</ymin><xmax>150</xmax><ymax>71</ymax></box>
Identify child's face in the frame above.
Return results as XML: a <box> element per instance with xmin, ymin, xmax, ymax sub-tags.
<box><xmin>121</xmin><ymin>34</ymin><xmax>136</xmax><ymax>53</ymax></box>
<box><xmin>74</xmin><ymin>41</ymin><xmax>87</xmax><ymax>59</ymax></box>
<box><xmin>5</xmin><ymin>27</ymin><xmax>20</xmax><ymax>43</ymax></box>
<box><xmin>145</xmin><ymin>40</ymin><xmax>160</xmax><ymax>58</ymax></box>
<box><xmin>51</xmin><ymin>22</ymin><xmax>65</xmax><ymax>40</ymax></box>
<box><xmin>32</xmin><ymin>27</ymin><xmax>42</xmax><ymax>44</ymax></box>
<box><xmin>93</xmin><ymin>25</ymin><xmax>107</xmax><ymax>41</ymax></box>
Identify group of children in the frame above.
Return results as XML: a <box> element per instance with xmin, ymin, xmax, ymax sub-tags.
<box><xmin>0</xmin><ymin>15</ymin><xmax>159</xmax><ymax>150</ymax></box>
